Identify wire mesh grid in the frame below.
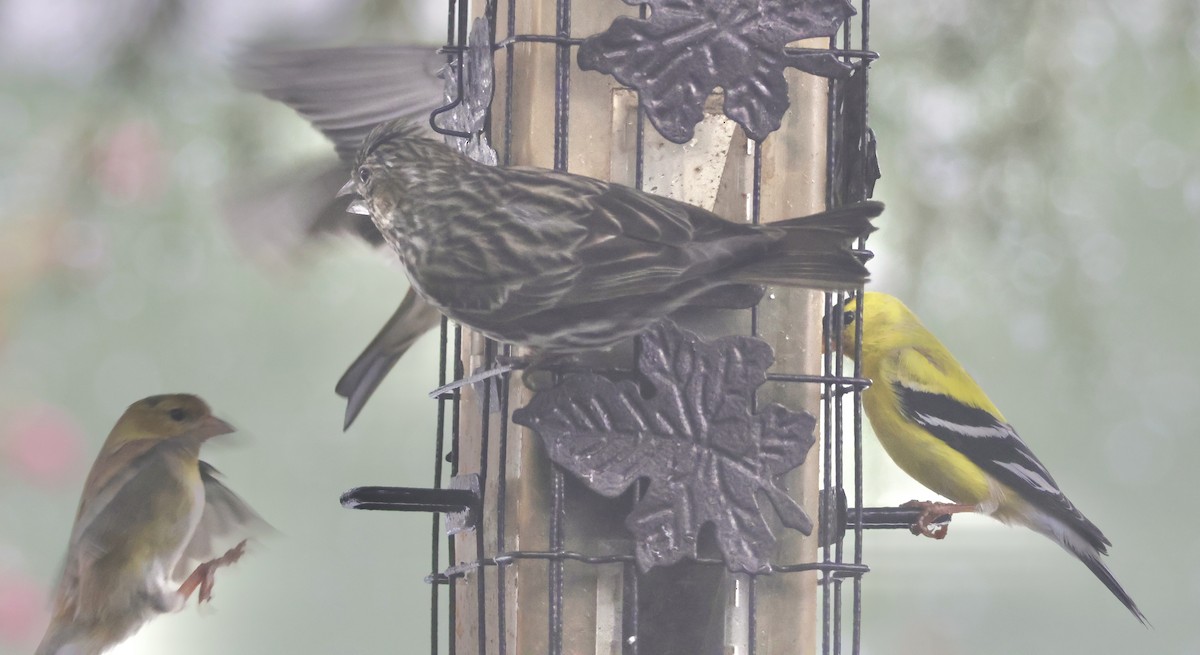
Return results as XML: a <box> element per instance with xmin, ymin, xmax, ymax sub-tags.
<box><xmin>422</xmin><ymin>1</ymin><xmax>877</xmax><ymax>653</ymax></box>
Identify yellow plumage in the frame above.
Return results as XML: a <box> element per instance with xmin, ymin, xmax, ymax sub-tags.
<box><xmin>840</xmin><ymin>292</ymin><xmax>1145</xmax><ymax>623</ymax></box>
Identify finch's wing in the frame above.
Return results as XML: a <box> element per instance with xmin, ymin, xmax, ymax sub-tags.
<box><xmin>462</xmin><ymin>168</ymin><xmax>760</xmax><ymax>311</ymax></box>
<box><xmin>223</xmin><ymin>160</ymin><xmax>386</xmax><ymax>264</ymax></box>
<box><xmin>228</xmin><ymin>45</ymin><xmax>441</xmax><ymax>259</ymax></box>
<box><xmin>50</xmin><ymin>439</ymin><xmax>163</xmax><ymax>614</ymax></box>
<box><xmin>566</xmin><ymin>181</ymin><xmax>765</xmax><ymax>302</ymax></box>
<box><xmin>414</xmin><ymin>163</ymin><xmax>762</xmax><ymax>324</ymax></box>
<box><xmin>172</xmin><ymin>462</ymin><xmax>271</xmax><ymax>580</ymax></box>
<box><xmin>891</xmin><ymin>348</ymin><xmax>1109</xmax><ymax>550</ymax></box>
<box><xmin>54</xmin><ymin>441</ymin><xmax>198</xmax><ymax>618</ymax></box>
<box><xmin>233</xmin><ymin>45</ymin><xmax>445</xmax><ymax>162</ymax></box>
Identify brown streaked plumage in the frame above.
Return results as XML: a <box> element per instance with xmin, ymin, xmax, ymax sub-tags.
<box><xmin>341</xmin><ymin>118</ymin><xmax>882</xmax><ymax>355</ymax></box>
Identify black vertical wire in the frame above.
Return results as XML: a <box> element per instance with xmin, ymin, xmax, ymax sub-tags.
<box><xmin>830</xmin><ymin>26</ymin><xmax>849</xmax><ymax>653</ymax></box>
<box><xmin>496</xmin><ymin>344</ymin><xmax>512</xmax><ymax>655</ymax></box>
<box><xmin>748</xmin><ymin>140</ymin><xmax>763</xmax><ymax>655</ymax></box>
<box><xmin>822</xmin><ymin>20</ymin><xmax>850</xmax><ymax>650</ymax></box>
<box><xmin>627</xmin><ymin>8</ymin><xmax>646</xmax><ymax>646</ymax></box>
<box><xmin>820</xmin><ymin>70</ymin><xmax>838</xmax><ymax>647</ymax></box>
<box><xmin>832</xmin><ymin>290</ymin><xmax>847</xmax><ymax>655</ymax></box>
<box><xmin>476</xmin><ymin>340</ymin><xmax>495</xmax><ymax>655</ymax></box>
<box><xmin>441</xmin><ymin>0</ymin><xmax>468</xmax><ymax>643</ymax></box>
<box><xmin>548</xmin><ymin>470</ymin><xmax>565</xmax><ymax>655</ymax></box>
<box><xmin>432</xmin><ymin>315</ymin><xmax>451</xmax><ymax>655</ymax></box>
<box><xmin>621</xmin><ymin>560</ymin><xmax>639</xmax><ymax>655</ymax></box>
<box><xmin>548</xmin><ymin>2</ymin><xmax>571</xmax><ymax>654</ymax></box>
<box><xmin>820</xmin><ymin>67</ymin><xmax>837</xmax><ymax>648</ymax></box>
<box><xmin>851</xmin><ymin>286</ymin><xmax>865</xmax><ymax>655</ymax></box>
<box><xmin>443</xmin><ymin>11</ymin><xmax>465</xmax><ymax>653</ymax></box>
<box><xmin>503</xmin><ymin>0</ymin><xmax>515</xmax><ymax>166</ymax></box>
<box><xmin>552</xmin><ymin>0</ymin><xmax>571</xmax><ymax>171</ymax></box>
<box><xmin>852</xmin><ymin>3</ymin><xmax>870</xmax><ymax>652</ymax></box>
<box><xmin>750</xmin><ymin>138</ymin><xmax>762</xmax><ymax>340</ymax></box>
<box><xmin>475</xmin><ymin>5</ymin><xmax>510</xmax><ymax>651</ymax></box>
<box><xmin>634</xmin><ymin>112</ymin><xmax>645</xmax><ymax>191</ymax></box>
<box><xmin>820</xmin><ymin>291</ymin><xmax>835</xmax><ymax>655</ymax></box>
<box><xmin>449</xmin><ymin>322</ymin><xmax>464</xmax><ymax>655</ymax></box>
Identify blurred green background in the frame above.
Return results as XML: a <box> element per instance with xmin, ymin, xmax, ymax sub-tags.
<box><xmin>0</xmin><ymin>1</ymin><xmax>1195</xmax><ymax>654</ymax></box>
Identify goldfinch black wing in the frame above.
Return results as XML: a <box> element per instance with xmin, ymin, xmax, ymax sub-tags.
<box><xmin>892</xmin><ymin>348</ymin><xmax>1109</xmax><ymax>551</ymax></box>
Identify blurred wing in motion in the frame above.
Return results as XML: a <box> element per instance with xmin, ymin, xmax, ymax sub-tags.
<box><xmin>233</xmin><ymin>45</ymin><xmax>445</xmax><ymax>161</ymax></box>
<box><xmin>223</xmin><ymin>160</ymin><xmax>384</xmax><ymax>265</ymax></box>
<box><xmin>173</xmin><ymin>462</ymin><xmax>271</xmax><ymax>581</ymax></box>
<box><xmin>226</xmin><ymin>45</ymin><xmax>445</xmax><ymax>262</ymax></box>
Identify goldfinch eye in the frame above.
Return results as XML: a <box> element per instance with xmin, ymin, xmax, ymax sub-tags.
<box><xmin>842</xmin><ymin>310</ymin><xmax>856</xmax><ymax>325</ymax></box>
<box><xmin>169</xmin><ymin>408</ymin><xmax>187</xmax><ymax>422</ymax></box>
<box><xmin>358</xmin><ymin>166</ymin><xmax>372</xmax><ymax>184</ymax></box>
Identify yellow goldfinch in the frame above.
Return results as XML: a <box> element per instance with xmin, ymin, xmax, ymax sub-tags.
<box><xmin>839</xmin><ymin>292</ymin><xmax>1145</xmax><ymax>623</ymax></box>
<box><xmin>36</xmin><ymin>394</ymin><xmax>267</xmax><ymax>655</ymax></box>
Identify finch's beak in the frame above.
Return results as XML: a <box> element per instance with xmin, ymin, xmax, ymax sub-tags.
<box><xmin>337</xmin><ymin>179</ymin><xmax>370</xmax><ymax>215</ymax></box>
<box><xmin>195</xmin><ymin>415</ymin><xmax>236</xmax><ymax>441</ymax></box>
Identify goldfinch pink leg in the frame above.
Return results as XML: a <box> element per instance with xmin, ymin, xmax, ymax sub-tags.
<box><xmin>178</xmin><ymin>539</ymin><xmax>248</xmax><ymax>603</ymax></box>
<box><xmin>900</xmin><ymin>501</ymin><xmax>975</xmax><ymax>540</ymax></box>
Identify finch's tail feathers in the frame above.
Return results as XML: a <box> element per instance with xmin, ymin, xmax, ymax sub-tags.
<box><xmin>1075</xmin><ymin>547</ymin><xmax>1149</xmax><ymax>626</ymax></box>
<box><xmin>1032</xmin><ymin>509</ymin><xmax>1148</xmax><ymax>625</ymax></box>
<box><xmin>35</xmin><ymin>620</ymin><xmax>81</xmax><ymax>655</ymax></box>
<box><xmin>734</xmin><ymin>201</ymin><xmax>882</xmax><ymax>289</ymax></box>
<box><xmin>336</xmin><ymin>290</ymin><xmax>442</xmax><ymax>430</ymax></box>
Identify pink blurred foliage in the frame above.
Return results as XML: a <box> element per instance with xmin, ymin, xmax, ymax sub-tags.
<box><xmin>0</xmin><ymin>567</ymin><xmax>46</xmax><ymax>646</ymax></box>
<box><xmin>93</xmin><ymin>120</ymin><xmax>165</xmax><ymax>202</ymax></box>
<box><xmin>2</xmin><ymin>404</ymin><xmax>86</xmax><ymax>488</ymax></box>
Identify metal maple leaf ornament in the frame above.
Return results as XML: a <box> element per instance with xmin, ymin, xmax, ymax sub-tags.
<box><xmin>513</xmin><ymin>321</ymin><xmax>816</xmax><ymax>573</ymax></box>
<box><xmin>578</xmin><ymin>0</ymin><xmax>857</xmax><ymax>143</ymax></box>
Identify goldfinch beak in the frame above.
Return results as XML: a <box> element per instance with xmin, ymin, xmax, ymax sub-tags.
<box><xmin>195</xmin><ymin>415</ymin><xmax>236</xmax><ymax>440</ymax></box>
<box><xmin>336</xmin><ymin>179</ymin><xmax>356</xmax><ymax>198</ymax></box>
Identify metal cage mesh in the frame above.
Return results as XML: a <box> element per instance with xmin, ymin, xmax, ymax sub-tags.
<box><xmin>423</xmin><ymin>1</ymin><xmax>877</xmax><ymax>653</ymax></box>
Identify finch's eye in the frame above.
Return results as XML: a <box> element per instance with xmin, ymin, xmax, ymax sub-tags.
<box><xmin>169</xmin><ymin>408</ymin><xmax>187</xmax><ymax>422</ymax></box>
<box><xmin>842</xmin><ymin>310</ymin><xmax>856</xmax><ymax>325</ymax></box>
<box><xmin>358</xmin><ymin>167</ymin><xmax>372</xmax><ymax>184</ymax></box>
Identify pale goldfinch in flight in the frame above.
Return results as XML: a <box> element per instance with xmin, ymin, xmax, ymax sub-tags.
<box><xmin>36</xmin><ymin>394</ymin><xmax>268</xmax><ymax>655</ymax></box>
<box><xmin>838</xmin><ymin>292</ymin><xmax>1145</xmax><ymax>623</ymax></box>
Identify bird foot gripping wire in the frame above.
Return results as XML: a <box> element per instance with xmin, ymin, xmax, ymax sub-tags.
<box><xmin>426</xmin><ymin>353</ymin><xmax>559</xmax><ymax>401</ymax></box>
<box><xmin>900</xmin><ymin>500</ymin><xmax>973</xmax><ymax>540</ymax></box>
<box><xmin>178</xmin><ymin>539</ymin><xmax>248</xmax><ymax>604</ymax></box>
<box><xmin>428</xmin><ymin>362</ymin><xmax>517</xmax><ymax>399</ymax></box>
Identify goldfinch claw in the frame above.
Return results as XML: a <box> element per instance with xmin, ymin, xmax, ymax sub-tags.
<box><xmin>180</xmin><ymin>539</ymin><xmax>249</xmax><ymax>604</ymax></box>
<box><xmin>902</xmin><ymin>500</ymin><xmax>969</xmax><ymax>540</ymax></box>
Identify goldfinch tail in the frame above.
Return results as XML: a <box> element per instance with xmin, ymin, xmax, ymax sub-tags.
<box><xmin>35</xmin><ymin>620</ymin><xmax>78</xmax><ymax>655</ymax></box>
<box><xmin>1028</xmin><ymin>512</ymin><xmax>1148</xmax><ymax>625</ymax></box>
<box><xmin>1076</xmin><ymin>549</ymin><xmax>1149</xmax><ymax>626</ymax></box>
